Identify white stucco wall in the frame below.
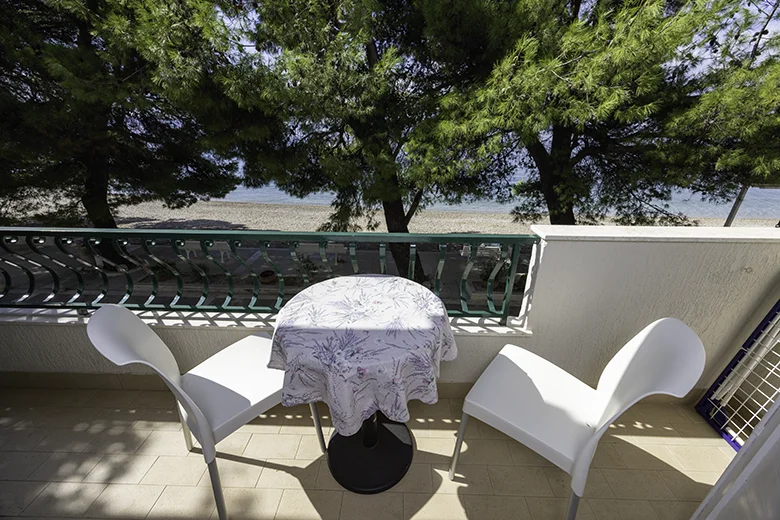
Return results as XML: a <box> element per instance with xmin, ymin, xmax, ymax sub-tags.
<box><xmin>518</xmin><ymin>226</ymin><xmax>780</xmax><ymax>392</ymax></box>
<box><xmin>2</xmin><ymin>226</ymin><xmax>779</xmax><ymax>397</ymax></box>
<box><xmin>0</xmin><ymin>310</ymin><xmax>520</xmax><ymax>381</ymax></box>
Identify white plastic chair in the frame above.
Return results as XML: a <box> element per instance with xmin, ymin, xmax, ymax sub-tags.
<box><xmin>449</xmin><ymin>317</ymin><xmax>705</xmax><ymax>520</ymax></box>
<box><xmin>86</xmin><ymin>305</ymin><xmax>327</xmax><ymax>520</ymax></box>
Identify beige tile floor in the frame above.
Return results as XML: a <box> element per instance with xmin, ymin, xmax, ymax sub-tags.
<box><xmin>0</xmin><ymin>388</ymin><xmax>734</xmax><ymax>520</ymax></box>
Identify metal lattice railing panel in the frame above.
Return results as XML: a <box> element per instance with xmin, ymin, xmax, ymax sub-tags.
<box><xmin>0</xmin><ymin>227</ymin><xmax>537</xmax><ymax>324</ymax></box>
<box><xmin>697</xmin><ymin>299</ymin><xmax>780</xmax><ymax>450</ymax></box>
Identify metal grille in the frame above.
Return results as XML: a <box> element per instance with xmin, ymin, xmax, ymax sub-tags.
<box><xmin>697</xmin><ymin>299</ymin><xmax>780</xmax><ymax>450</ymax></box>
<box><xmin>0</xmin><ymin>227</ymin><xmax>535</xmax><ymax>324</ymax></box>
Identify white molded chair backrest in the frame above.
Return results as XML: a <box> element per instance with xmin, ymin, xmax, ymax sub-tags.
<box><xmin>86</xmin><ymin>305</ymin><xmax>217</xmax><ymax>459</ymax></box>
<box><xmin>87</xmin><ymin>305</ymin><xmax>181</xmax><ymax>383</ymax></box>
<box><xmin>570</xmin><ymin>318</ymin><xmax>705</xmax><ymax>495</ymax></box>
<box><xmin>596</xmin><ymin>318</ymin><xmax>705</xmax><ymax>427</ymax></box>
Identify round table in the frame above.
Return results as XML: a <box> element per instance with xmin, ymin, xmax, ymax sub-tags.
<box><xmin>268</xmin><ymin>275</ymin><xmax>457</xmax><ymax>493</ymax></box>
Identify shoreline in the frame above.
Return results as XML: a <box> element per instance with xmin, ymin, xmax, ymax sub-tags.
<box><xmin>116</xmin><ymin>200</ymin><xmax>777</xmax><ymax>234</ymax></box>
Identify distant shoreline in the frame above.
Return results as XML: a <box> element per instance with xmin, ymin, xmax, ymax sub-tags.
<box><xmin>222</xmin><ymin>184</ymin><xmax>780</xmax><ymax>219</ymax></box>
<box><xmin>116</xmin><ymin>200</ymin><xmax>777</xmax><ymax>234</ymax></box>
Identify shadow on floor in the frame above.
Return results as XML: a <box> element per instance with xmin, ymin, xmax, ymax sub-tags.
<box><xmin>0</xmin><ymin>393</ymin><xmax>728</xmax><ymax>519</ymax></box>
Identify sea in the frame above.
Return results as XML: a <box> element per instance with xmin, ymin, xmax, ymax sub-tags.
<box><xmin>221</xmin><ymin>184</ymin><xmax>780</xmax><ymax>221</ymax></box>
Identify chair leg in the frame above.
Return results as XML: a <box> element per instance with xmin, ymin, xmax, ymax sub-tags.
<box><xmin>310</xmin><ymin>402</ymin><xmax>327</xmax><ymax>453</ymax></box>
<box><xmin>177</xmin><ymin>406</ymin><xmax>194</xmax><ymax>452</ymax></box>
<box><xmin>566</xmin><ymin>491</ymin><xmax>580</xmax><ymax>520</ymax></box>
<box><xmin>448</xmin><ymin>413</ymin><xmax>469</xmax><ymax>480</ymax></box>
<box><xmin>208</xmin><ymin>459</ymin><xmax>229</xmax><ymax>520</ymax></box>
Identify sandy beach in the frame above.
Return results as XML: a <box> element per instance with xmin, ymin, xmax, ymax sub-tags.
<box><xmin>115</xmin><ymin>200</ymin><xmax>777</xmax><ymax>233</ymax></box>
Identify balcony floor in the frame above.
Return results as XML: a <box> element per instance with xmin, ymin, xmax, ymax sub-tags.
<box><xmin>0</xmin><ymin>388</ymin><xmax>733</xmax><ymax>520</ymax></box>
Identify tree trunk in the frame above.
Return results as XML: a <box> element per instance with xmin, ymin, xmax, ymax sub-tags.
<box><xmin>382</xmin><ymin>189</ymin><xmax>426</xmax><ymax>283</ymax></box>
<box><xmin>526</xmin><ymin>134</ymin><xmax>577</xmax><ymax>225</ymax></box>
<box><xmin>80</xmin><ymin>166</ymin><xmax>127</xmax><ymax>268</ymax></box>
<box><xmin>81</xmin><ymin>167</ymin><xmax>117</xmax><ymax>229</ymax></box>
<box><xmin>75</xmin><ymin>12</ymin><xmax>117</xmax><ymax>231</ymax></box>
<box><xmin>538</xmin><ymin>164</ymin><xmax>576</xmax><ymax>225</ymax></box>
<box><xmin>356</xmin><ymin>37</ymin><xmax>425</xmax><ymax>280</ymax></box>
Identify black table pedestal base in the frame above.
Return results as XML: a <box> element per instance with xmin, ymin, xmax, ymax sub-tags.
<box><xmin>327</xmin><ymin>412</ymin><xmax>413</xmax><ymax>494</ymax></box>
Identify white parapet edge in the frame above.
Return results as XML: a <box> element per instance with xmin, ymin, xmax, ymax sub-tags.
<box><xmin>531</xmin><ymin>225</ymin><xmax>780</xmax><ymax>243</ymax></box>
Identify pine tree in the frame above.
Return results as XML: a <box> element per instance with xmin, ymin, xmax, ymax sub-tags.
<box><xmin>444</xmin><ymin>0</ymin><xmax>740</xmax><ymax>225</ymax></box>
<box><xmin>0</xmin><ymin>0</ymin><xmax>247</xmax><ymax>227</ymax></box>
<box><xmin>223</xmin><ymin>0</ymin><xmax>521</xmax><ymax>234</ymax></box>
<box><xmin>661</xmin><ymin>0</ymin><xmax>780</xmax><ymax>198</ymax></box>
<box><xmin>5</xmin><ymin>0</ymin><xmax>772</xmax><ymax>233</ymax></box>
<box><xmin>168</xmin><ymin>0</ymin><xmax>524</xmax><ymax>277</ymax></box>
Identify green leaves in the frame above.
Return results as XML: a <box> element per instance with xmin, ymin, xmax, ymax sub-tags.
<box><xmin>223</xmin><ymin>0</ymin><xmax>523</xmax><ymax>231</ymax></box>
<box><xmin>660</xmin><ymin>0</ymin><xmax>780</xmax><ymax>186</ymax></box>
<box><xmin>482</xmin><ymin>0</ymin><xmax>710</xmax><ymax>131</ymax></box>
<box><xmin>4</xmin><ymin>0</ymin><xmax>776</xmax><ymax>230</ymax></box>
<box><xmin>0</xmin><ymin>0</ymin><xmax>245</xmax><ymax>226</ymax></box>
<box><xmin>432</xmin><ymin>0</ymin><xmax>770</xmax><ymax>224</ymax></box>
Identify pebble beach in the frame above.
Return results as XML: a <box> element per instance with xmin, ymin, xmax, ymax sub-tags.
<box><xmin>116</xmin><ymin>200</ymin><xmax>778</xmax><ymax>233</ymax></box>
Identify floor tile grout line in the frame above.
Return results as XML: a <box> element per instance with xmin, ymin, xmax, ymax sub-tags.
<box><xmin>336</xmin><ymin>489</ymin><xmax>345</xmax><ymax>520</ymax></box>
<box><xmin>134</xmin><ymin>454</ymin><xmax>160</xmax><ymax>486</ymax></box>
<box><xmin>313</xmin><ymin>457</ymin><xmax>323</xmax><ymax>491</ymax></box>
<box><xmin>85</xmin><ymin>482</ymin><xmax>112</xmax><ymax>517</ymax></box>
<box><xmin>17</xmin><ymin>475</ymin><xmax>51</xmax><ymax>516</ymax></box>
<box><xmin>82</xmin><ymin>453</ymin><xmax>107</xmax><ymax>483</ymax></box>
<box><xmin>268</xmin><ymin>482</ymin><xmax>284</xmax><ymax>520</ymax></box>
<box><xmin>83</xmin><ymin>389</ymin><xmax>143</xmax><ymax>409</ymax></box>
<box><xmin>485</xmin><ymin>463</ymin><xmax>498</xmax><ymax>498</ymax></box>
<box><xmin>22</xmin><ymin>450</ymin><xmax>56</xmax><ymax>481</ymax></box>
<box><xmin>248</xmin><ymin>458</ymin><xmax>263</xmax><ymax>489</ymax></box>
<box><xmin>662</xmin><ymin>444</ymin><xmax>693</xmax><ymax>473</ymax></box>
<box><xmin>633</xmin><ymin>407</ymin><xmax>696</xmax><ymax>426</ymax></box>
<box><xmin>294</xmin><ymin>433</ymin><xmax>304</xmax><ymax>460</ymax></box>
<box><xmin>143</xmin><ymin>483</ymin><xmax>167</xmax><ymax>520</ymax></box>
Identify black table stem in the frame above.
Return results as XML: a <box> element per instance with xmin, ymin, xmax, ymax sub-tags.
<box><xmin>362</xmin><ymin>413</ymin><xmax>379</xmax><ymax>448</ymax></box>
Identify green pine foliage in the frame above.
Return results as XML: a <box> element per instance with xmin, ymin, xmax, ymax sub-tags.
<box><xmin>227</xmin><ymin>0</ymin><xmax>522</xmax><ymax>233</ymax></box>
<box><xmin>661</xmin><ymin>0</ymin><xmax>780</xmax><ymax>193</ymax></box>
<box><xmin>1</xmin><ymin>0</ymin><xmax>777</xmax><ymax>230</ymax></box>
<box><xmin>441</xmin><ymin>0</ymin><xmax>749</xmax><ymax>225</ymax></box>
<box><xmin>0</xmin><ymin>0</ymin><xmax>247</xmax><ymax>227</ymax></box>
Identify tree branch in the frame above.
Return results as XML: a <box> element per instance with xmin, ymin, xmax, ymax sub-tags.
<box><xmin>570</xmin><ymin>0</ymin><xmax>582</xmax><ymax>20</ymax></box>
<box><xmin>751</xmin><ymin>0</ymin><xmax>779</xmax><ymax>58</ymax></box>
<box><xmin>525</xmin><ymin>136</ymin><xmax>551</xmax><ymax>170</ymax></box>
<box><xmin>391</xmin><ymin>141</ymin><xmax>404</xmax><ymax>159</ymax></box>
<box><xmin>366</xmin><ymin>38</ymin><xmax>380</xmax><ymax>68</ymax></box>
<box><xmin>404</xmin><ymin>188</ymin><xmax>424</xmax><ymax>224</ymax></box>
<box><xmin>627</xmin><ymin>188</ymin><xmax>686</xmax><ymax>221</ymax></box>
<box><xmin>327</xmin><ymin>0</ymin><xmax>342</xmax><ymax>38</ymax></box>
<box><xmin>571</xmin><ymin>142</ymin><xmax>657</xmax><ymax>165</ymax></box>
<box><xmin>571</xmin><ymin>146</ymin><xmax>595</xmax><ymax>165</ymax></box>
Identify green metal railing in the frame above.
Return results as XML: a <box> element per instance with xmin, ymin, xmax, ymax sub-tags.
<box><xmin>0</xmin><ymin>227</ymin><xmax>536</xmax><ymax>324</ymax></box>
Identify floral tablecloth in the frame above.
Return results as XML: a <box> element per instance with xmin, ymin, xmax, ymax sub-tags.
<box><xmin>268</xmin><ymin>275</ymin><xmax>457</xmax><ymax>436</ymax></box>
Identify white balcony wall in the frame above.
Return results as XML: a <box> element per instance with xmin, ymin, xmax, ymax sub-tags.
<box><xmin>516</xmin><ymin>226</ymin><xmax>780</xmax><ymax>393</ymax></box>
<box><xmin>1</xmin><ymin>226</ymin><xmax>779</xmax><ymax>398</ymax></box>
